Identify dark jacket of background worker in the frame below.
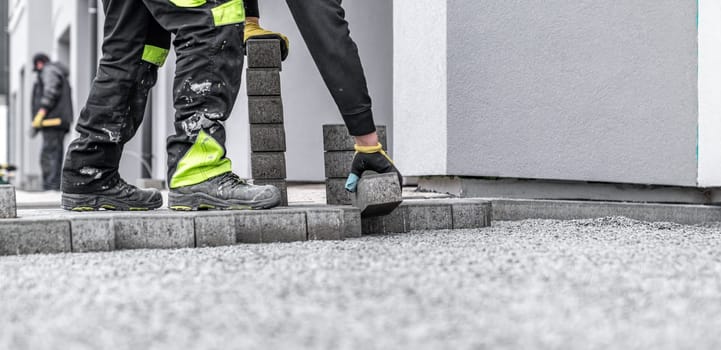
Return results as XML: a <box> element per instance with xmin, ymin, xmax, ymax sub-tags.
<box><xmin>31</xmin><ymin>53</ymin><xmax>74</xmax><ymax>191</ymax></box>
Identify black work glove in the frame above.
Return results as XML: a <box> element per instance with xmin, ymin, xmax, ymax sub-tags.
<box><xmin>345</xmin><ymin>143</ymin><xmax>403</xmax><ymax>192</ymax></box>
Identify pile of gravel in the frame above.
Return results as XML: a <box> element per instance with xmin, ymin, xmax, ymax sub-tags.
<box><xmin>1</xmin><ymin>217</ymin><xmax>720</xmax><ymax>349</ymax></box>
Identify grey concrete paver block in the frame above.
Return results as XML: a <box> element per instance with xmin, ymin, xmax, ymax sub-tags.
<box><xmin>246</xmin><ymin>39</ymin><xmax>283</xmax><ymax>69</ymax></box>
<box><xmin>0</xmin><ymin>185</ymin><xmax>17</xmax><ymax>218</ymax></box>
<box><xmin>305</xmin><ymin>208</ymin><xmax>344</xmax><ymax>240</ymax></box>
<box><xmin>450</xmin><ymin>199</ymin><xmax>493</xmax><ymax>229</ymax></box>
<box><xmin>251</xmin><ymin>152</ymin><xmax>287</xmax><ymax>179</ymax></box>
<box><xmin>248</xmin><ymin>96</ymin><xmax>284</xmax><ymax>124</ymax></box>
<box><xmin>246</xmin><ymin>68</ymin><xmax>281</xmax><ymax>96</ymax></box>
<box><xmin>235</xmin><ymin>210</ymin><xmax>306</xmax><ymax>243</ymax></box>
<box><xmin>323</xmin><ymin>124</ymin><xmax>387</xmax><ymax>151</ymax></box>
<box><xmin>253</xmin><ymin>179</ymin><xmax>288</xmax><ymax>206</ymax></box>
<box><xmin>340</xmin><ymin>206</ymin><xmax>362</xmax><ymax>238</ymax></box>
<box><xmin>324</xmin><ymin>151</ymin><xmax>354</xmax><ymax>178</ymax></box>
<box><xmin>352</xmin><ymin>172</ymin><xmax>403</xmax><ymax>218</ymax></box>
<box><xmin>405</xmin><ymin>201</ymin><xmax>453</xmax><ymax>231</ymax></box>
<box><xmin>250</xmin><ymin>124</ymin><xmax>286</xmax><ymax>152</ymax></box>
<box><xmin>326</xmin><ymin>178</ymin><xmax>352</xmax><ymax>205</ymax></box>
<box><xmin>361</xmin><ymin>199</ymin><xmax>487</xmax><ymax>234</ymax></box>
<box><xmin>194</xmin><ymin>213</ymin><xmax>236</xmax><ymax>248</ymax></box>
<box><xmin>71</xmin><ymin>216</ymin><xmax>115</xmax><ymax>253</ymax></box>
<box><xmin>361</xmin><ymin>206</ymin><xmax>407</xmax><ymax>235</ymax></box>
<box><xmin>289</xmin><ymin>205</ymin><xmax>361</xmax><ymax>239</ymax></box>
<box><xmin>113</xmin><ymin>214</ymin><xmax>195</xmax><ymax>250</ymax></box>
<box><xmin>0</xmin><ymin>219</ymin><xmax>71</xmax><ymax>255</ymax></box>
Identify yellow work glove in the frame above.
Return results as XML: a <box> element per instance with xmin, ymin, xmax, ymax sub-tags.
<box><xmin>244</xmin><ymin>21</ymin><xmax>290</xmax><ymax>61</ymax></box>
<box><xmin>32</xmin><ymin>110</ymin><xmax>46</xmax><ymax>129</ymax></box>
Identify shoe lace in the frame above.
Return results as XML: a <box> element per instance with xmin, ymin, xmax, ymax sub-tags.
<box><xmin>218</xmin><ymin>173</ymin><xmax>248</xmax><ymax>188</ymax></box>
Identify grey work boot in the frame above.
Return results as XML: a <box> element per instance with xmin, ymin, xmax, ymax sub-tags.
<box><xmin>62</xmin><ymin>178</ymin><xmax>163</xmax><ymax>211</ymax></box>
<box><xmin>168</xmin><ymin>172</ymin><xmax>281</xmax><ymax>211</ymax></box>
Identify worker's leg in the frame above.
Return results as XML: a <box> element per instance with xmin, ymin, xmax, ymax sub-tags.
<box><xmin>142</xmin><ymin>0</ymin><xmax>280</xmax><ymax>209</ymax></box>
<box><xmin>285</xmin><ymin>0</ymin><xmax>375</xmax><ymax>136</ymax></box>
<box><xmin>61</xmin><ymin>0</ymin><xmax>169</xmax><ymax>210</ymax></box>
<box><xmin>40</xmin><ymin>129</ymin><xmax>64</xmax><ymax>191</ymax></box>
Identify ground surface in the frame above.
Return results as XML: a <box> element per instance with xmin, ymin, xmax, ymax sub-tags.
<box><xmin>1</xmin><ymin>217</ymin><xmax>721</xmax><ymax>349</ymax></box>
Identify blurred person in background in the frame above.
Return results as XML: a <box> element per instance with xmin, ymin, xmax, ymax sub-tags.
<box><xmin>31</xmin><ymin>53</ymin><xmax>74</xmax><ymax>191</ymax></box>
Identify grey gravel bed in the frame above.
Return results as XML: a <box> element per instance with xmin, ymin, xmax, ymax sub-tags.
<box><xmin>1</xmin><ymin>217</ymin><xmax>721</xmax><ymax>350</ymax></box>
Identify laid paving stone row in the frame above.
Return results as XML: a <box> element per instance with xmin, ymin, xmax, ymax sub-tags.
<box><xmin>0</xmin><ymin>185</ymin><xmax>17</xmax><ymax>219</ymax></box>
<box><xmin>361</xmin><ymin>199</ymin><xmax>493</xmax><ymax>234</ymax></box>
<box><xmin>2</xmin><ymin>207</ymin><xmax>363</xmax><ymax>256</ymax></box>
<box><xmin>247</xmin><ymin>39</ymin><xmax>288</xmax><ymax>206</ymax></box>
<box><xmin>0</xmin><ymin>197</ymin><xmax>492</xmax><ymax>256</ymax></box>
<box><xmin>322</xmin><ymin>124</ymin><xmax>387</xmax><ymax>205</ymax></box>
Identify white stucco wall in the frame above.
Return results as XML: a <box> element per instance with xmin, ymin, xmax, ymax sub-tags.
<box><xmin>698</xmin><ymin>0</ymin><xmax>721</xmax><ymax>187</ymax></box>
<box><xmin>396</xmin><ymin>0</ymin><xmax>705</xmax><ymax>188</ymax></box>
<box><xmin>393</xmin><ymin>0</ymin><xmax>448</xmax><ymax>176</ymax></box>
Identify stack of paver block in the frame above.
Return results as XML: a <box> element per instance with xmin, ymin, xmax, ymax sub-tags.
<box><xmin>0</xmin><ymin>185</ymin><xmax>17</xmax><ymax>219</ymax></box>
<box><xmin>323</xmin><ymin>124</ymin><xmax>387</xmax><ymax>205</ymax></box>
<box><xmin>246</xmin><ymin>39</ymin><xmax>288</xmax><ymax>206</ymax></box>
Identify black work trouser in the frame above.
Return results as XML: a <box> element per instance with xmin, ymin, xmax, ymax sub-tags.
<box><xmin>41</xmin><ymin>129</ymin><xmax>66</xmax><ymax>191</ymax></box>
<box><xmin>62</xmin><ymin>0</ymin><xmax>244</xmax><ymax>193</ymax></box>
<box><xmin>285</xmin><ymin>0</ymin><xmax>376</xmax><ymax>136</ymax></box>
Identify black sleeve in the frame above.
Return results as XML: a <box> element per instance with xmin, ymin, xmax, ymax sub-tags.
<box><xmin>39</xmin><ymin>65</ymin><xmax>63</xmax><ymax>111</ymax></box>
<box><xmin>245</xmin><ymin>0</ymin><xmax>259</xmax><ymax>18</ymax></box>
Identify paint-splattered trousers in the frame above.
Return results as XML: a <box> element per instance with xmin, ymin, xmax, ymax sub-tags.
<box><xmin>62</xmin><ymin>0</ymin><xmax>244</xmax><ymax>193</ymax></box>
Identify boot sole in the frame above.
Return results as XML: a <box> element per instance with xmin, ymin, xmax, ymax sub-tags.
<box><xmin>168</xmin><ymin>192</ymin><xmax>280</xmax><ymax>211</ymax></box>
<box><xmin>61</xmin><ymin>193</ymin><xmax>163</xmax><ymax>212</ymax></box>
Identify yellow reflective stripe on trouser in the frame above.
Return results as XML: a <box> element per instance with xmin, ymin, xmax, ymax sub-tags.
<box><xmin>170</xmin><ymin>0</ymin><xmax>206</xmax><ymax>7</ymax></box>
<box><xmin>142</xmin><ymin>45</ymin><xmax>170</xmax><ymax>66</ymax></box>
<box><xmin>212</xmin><ymin>0</ymin><xmax>245</xmax><ymax>27</ymax></box>
<box><xmin>170</xmin><ymin>130</ymin><xmax>233</xmax><ymax>188</ymax></box>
